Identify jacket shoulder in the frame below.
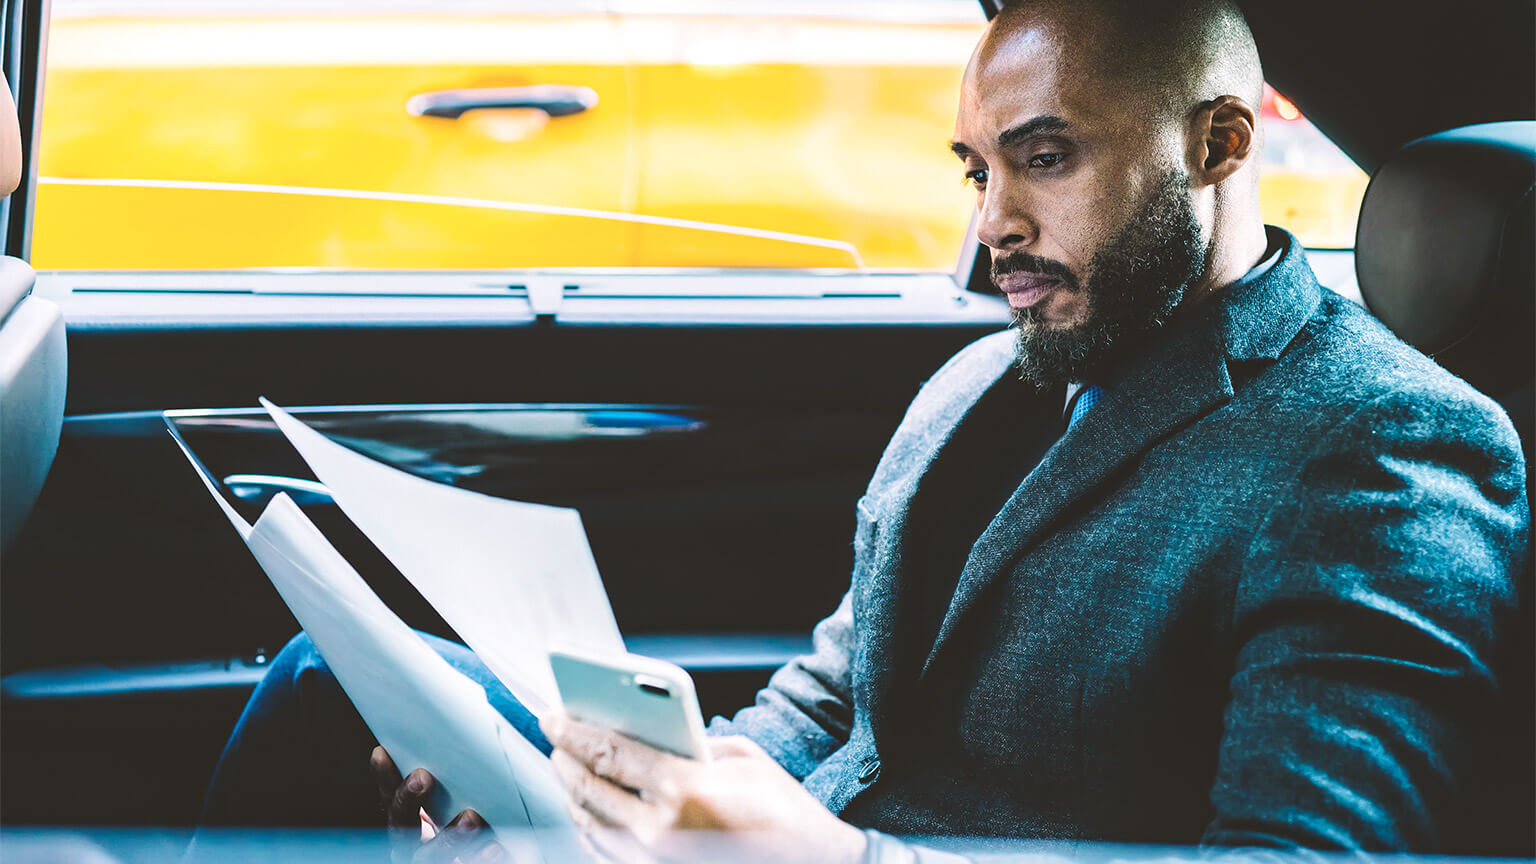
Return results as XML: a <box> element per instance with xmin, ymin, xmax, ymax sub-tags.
<box><xmin>1267</xmin><ymin>292</ymin><xmax>1519</xmax><ymax>448</ymax></box>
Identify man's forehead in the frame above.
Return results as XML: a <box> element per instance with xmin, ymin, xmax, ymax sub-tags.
<box><xmin>956</xmin><ymin>12</ymin><xmax>1130</xmax><ymax>147</ymax></box>
<box><xmin>957</xmin><ymin>38</ymin><xmax>1093</xmax><ymax>144</ymax></box>
<box><xmin>969</xmin><ymin>14</ymin><xmax>1055</xmax><ymax>81</ymax></box>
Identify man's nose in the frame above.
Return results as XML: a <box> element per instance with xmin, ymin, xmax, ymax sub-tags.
<box><xmin>975</xmin><ymin>179</ymin><xmax>1038</xmax><ymax>251</ymax></box>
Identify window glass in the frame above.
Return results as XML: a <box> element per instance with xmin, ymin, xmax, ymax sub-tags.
<box><xmin>1257</xmin><ymin>84</ymin><xmax>1368</xmax><ymax>249</ymax></box>
<box><xmin>31</xmin><ymin>3</ymin><xmax>1366</xmax><ymax>273</ymax></box>
<box><xmin>32</xmin><ymin>0</ymin><xmax>984</xmax><ymax>272</ymax></box>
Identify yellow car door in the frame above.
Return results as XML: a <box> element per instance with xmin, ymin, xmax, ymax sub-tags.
<box><xmin>615</xmin><ymin>1</ymin><xmax>986</xmax><ymax>271</ymax></box>
<box><xmin>33</xmin><ymin>0</ymin><xmax>636</xmax><ymax>270</ymax></box>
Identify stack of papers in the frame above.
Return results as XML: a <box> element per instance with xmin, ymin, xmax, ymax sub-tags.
<box><xmin>260</xmin><ymin>399</ymin><xmax>625</xmax><ymax>716</ymax></box>
<box><xmin>174</xmin><ymin>399</ymin><xmax>631</xmax><ymax>861</ymax></box>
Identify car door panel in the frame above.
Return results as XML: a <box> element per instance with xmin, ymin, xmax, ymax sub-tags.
<box><xmin>35</xmin><ymin>3</ymin><xmax>635</xmax><ymax>269</ymax></box>
<box><xmin>0</xmin><ymin>301</ymin><xmax>1007</xmax><ymax>825</ymax></box>
<box><xmin>619</xmin><ymin>6</ymin><xmax>983</xmax><ymax>271</ymax></box>
<box><xmin>2</xmin><ymin>0</ymin><xmax>1013</xmax><ymax>833</ymax></box>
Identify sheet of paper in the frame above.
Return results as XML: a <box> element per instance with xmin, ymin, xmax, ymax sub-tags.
<box><xmin>172</xmin><ymin>434</ymin><xmax>584</xmax><ymax>861</ymax></box>
<box><xmin>260</xmin><ymin>398</ymin><xmax>626</xmax><ymax>717</ymax></box>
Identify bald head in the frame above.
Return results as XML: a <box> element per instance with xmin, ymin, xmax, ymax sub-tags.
<box><xmin>982</xmin><ymin>0</ymin><xmax>1263</xmax><ymax>125</ymax></box>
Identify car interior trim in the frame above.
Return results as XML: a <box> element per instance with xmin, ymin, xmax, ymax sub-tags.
<box><xmin>39</xmin><ymin>272</ymin><xmax>1010</xmax><ymax>329</ymax></box>
<box><xmin>0</xmin><ymin>632</ymin><xmax>814</xmax><ymax>701</ymax></box>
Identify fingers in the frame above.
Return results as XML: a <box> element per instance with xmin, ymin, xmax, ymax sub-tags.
<box><xmin>449</xmin><ymin>809</ymin><xmax>486</xmax><ymax>830</ymax></box>
<box><xmin>371</xmin><ymin>746</ymin><xmax>403</xmax><ymax>803</ymax></box>
<box><xmin>389</xmin><ymin>767</ymin><xmax>436</xmax><ymax>830</ymax></box>
<box><xmin>551</xmin><ymin>749</ymin><xmax>654</xmax><ymax>831</ymax></box>
<box><xmin>542</xmin><ymin>713</ymin><xmax>692</xmax><ymax>796</ymax></box>
<box><xmin>449</xmin><ymin>812</ymin><xmax>515</xmax><ymax>864</ymax></box>
<box><xmin>411</xmin><ymin>809</ymin><xmax>501</xmax><ymax>864</ymax></box>
<box><xmin>584</xmin><ymin>822</ymin><xmax>658</xmax><ymax>864</ymax></box>
<box><xmin>370</xmin><ymin>751</ymin><xmax>505</xmax><ymax>864</ymax></box>
<box><xmin>563</xmin><ymin>794</ymin><xmax>657</xmax><ymax>864</ymax></box>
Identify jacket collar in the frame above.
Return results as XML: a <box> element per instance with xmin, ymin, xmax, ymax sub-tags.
<box><xmin>918</xmin><ymin>226</ymin><xmax>1323</xmax><ymax>675</ymax></box>
<box><xmin>1220</xmin><ymin>227</ymin><xmax>1323</xmax><ymax>361</ymax></box>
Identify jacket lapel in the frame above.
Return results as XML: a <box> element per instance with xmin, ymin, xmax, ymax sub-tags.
<box><xmin>857</xmin><ymin>334</ymin><xmax>1015</xmax><ymax>735</ymax></box>
<box><xmin>919</xmin><ymin>228</ymin><xmax>1323</xmax><ymax>675</ymax></box>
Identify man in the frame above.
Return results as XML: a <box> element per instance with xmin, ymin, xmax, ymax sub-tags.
<box><xmin>200</xmin><ymin>1</ymin><xmax>1529</xmax><ymax>860</ymax></box>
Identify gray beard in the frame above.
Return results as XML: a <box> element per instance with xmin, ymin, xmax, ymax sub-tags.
<box><xmin>1009</xmin><ymin>169</ymin><xmax>1209</xmax><ymax>387</ymax></box>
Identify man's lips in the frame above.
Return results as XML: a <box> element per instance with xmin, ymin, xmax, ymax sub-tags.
<box><xmin>994</xmin><ymin>273</ymin><xmax>1063</xmax><ymax>309</ymax></box>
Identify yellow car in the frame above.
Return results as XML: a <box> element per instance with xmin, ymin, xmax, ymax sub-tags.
<box><xmin>32</xmin><ymin>1</ymin><xmax>1364</xmax><ymax>272</ymax></box>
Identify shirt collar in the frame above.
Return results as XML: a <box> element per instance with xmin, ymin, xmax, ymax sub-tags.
<box><xmin>1063</xmin><ymin>382</ymin><xmax>1087</xmax><ymax>422</ymax></box>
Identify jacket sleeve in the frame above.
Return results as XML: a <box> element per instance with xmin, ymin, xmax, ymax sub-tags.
<box><xmin>1202</xmin><ymin>386</ymin><xmax>1529</xmax><ymax>852</ymax></box>
<box><xmin>706</xmin><ymin>590</ymin><xmax>858</xmax><ymax>781</ymax></box>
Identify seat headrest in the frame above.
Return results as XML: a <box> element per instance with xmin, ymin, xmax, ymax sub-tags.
<box><xmin>1356</xmin><ymin>122</ymin><xmax>1534</xmax><ymax>366</ymax></box>
<box><xmin>0</xmin><ymin>254</ymin><xmax>35</xmax><ymax>325</ymax></box>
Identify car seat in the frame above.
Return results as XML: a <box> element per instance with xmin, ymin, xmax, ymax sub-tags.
<box><xmin>1354</xmin><ymin>120</ymin><xmax>1534</xmax><ymax>855</ymax></box>
<box><xmin>0</xmin><ymin>254</ymin><xmax>65</xmax><ymax>550</ymax></box>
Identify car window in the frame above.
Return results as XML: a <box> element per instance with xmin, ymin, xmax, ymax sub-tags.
<box><xmin>1257</xmin><ymin>84</ymin><xmax>1368</xmax><ymax>250</ymax></box>
<box><xmin>30</xmin><ymin>1</ymin><xmax>1366</xmax><ymax>274</ymax></box>
<box><xmin>32</xmin><ymin>0</ymin><xmax>985</xmax><ymax>273</ymax></box>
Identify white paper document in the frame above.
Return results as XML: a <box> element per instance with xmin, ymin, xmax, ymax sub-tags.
<box><xmin>171</xmin><ymin>432</ymin><xmax>585</xmax><ymax>862</ymax></box>
<box><xmin>260</xmin><ymin>398</ymin><xmax>626</xmax><ymax>717</ymax></box>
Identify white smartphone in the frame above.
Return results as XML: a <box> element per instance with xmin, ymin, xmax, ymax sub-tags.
<box><xmin>549</xmin><ymin>649</ymin><xmax>711</xmax><ymax>761</ymax></box>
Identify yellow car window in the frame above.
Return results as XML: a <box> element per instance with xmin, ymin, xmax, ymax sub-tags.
<box><xmin>1257</xmin><ymin>84</ymin><xmax>1370</xmax><ymax>250</ymax></box>
<box><xmin>31</xmin><ymin>1</ymin><xmax>1366</xmax><ymax>272</ymax></box>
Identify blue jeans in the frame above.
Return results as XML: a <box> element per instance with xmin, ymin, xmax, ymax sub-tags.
<box><xmin>198</xmin><ymin>631</ymin><xmax>549</xmax><ymax>828</ymax></box>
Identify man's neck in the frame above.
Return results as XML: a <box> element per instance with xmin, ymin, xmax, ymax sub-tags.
<box><xmin>1182</xmin><ymin>220</ymin><xmax>1271</xmax><ymax>312</ymax></box>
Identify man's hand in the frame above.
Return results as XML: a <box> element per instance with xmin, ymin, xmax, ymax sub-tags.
<box><xmin>369</xmin><ymin>746</ymin><xmax>510</xmax><ymax>864</ymax></box>
<box><xmin>542</xmin><ymin>713</ymin><xmax>867</xmax><ymax>864</ymax></box>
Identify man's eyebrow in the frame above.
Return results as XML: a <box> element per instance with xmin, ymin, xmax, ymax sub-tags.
<box><xmin>996</xmin><ymin>115</ymin><xmax>1070</xmax><ymax>149</ymax></box>
<box><xmin>949</xmin><ymin>115</ymin><xmax>1071</xmax><ymax>159</ymax></box>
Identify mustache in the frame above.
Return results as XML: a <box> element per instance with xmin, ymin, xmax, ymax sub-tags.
<box><xmin>990</xmin><ymin>252</ymin><xmax>1078</xmax><ymax>290</ymax></box>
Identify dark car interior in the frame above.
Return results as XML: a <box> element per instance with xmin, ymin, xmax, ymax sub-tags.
<box><xmin>0</xmin><ymin>0</ymin><xmax>1531</xmax><ymax>855</ymax></box>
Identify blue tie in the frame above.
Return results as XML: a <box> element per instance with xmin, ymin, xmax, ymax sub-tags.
<box><xmin>1066</xmin><ymin>384</ymin><xmax>1103</xmax><ymax>432</ymax></box>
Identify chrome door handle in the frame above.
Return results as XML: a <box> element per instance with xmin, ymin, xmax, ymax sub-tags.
<box><xmin>222</xmin><ymin>474</ymin><xmax>333</xmax><ymax>507</ymax></box>
<box><xmin>406</xmin><ymin>85</ymin><xmax>599</xmax><ymax>120</ymax></box>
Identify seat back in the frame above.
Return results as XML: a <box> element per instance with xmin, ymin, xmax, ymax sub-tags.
<box><xmin>1356</xmin><ymin>121</ymin><xmax>1534</xmax><ymax>457</ymax></box>
<box><xmin>1356</xmin><ymin>121</ymin><xmax>1534</xmax><ymax>855</ymax></box>
<box><xmin>0</xmin><ymin>255</ymin><xmax>66</xmax><ymax>550</ymax></box>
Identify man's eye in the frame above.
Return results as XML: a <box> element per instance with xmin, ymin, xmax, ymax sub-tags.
<box><xmin>964</xmin><ymin>168</ymin><xmax>989</xmax><ymax>188</ymax></box>
<box><xmin>1029</xmin><ymin>152</ymin><xmax>1064</xmax><ymax>169</ymax></box>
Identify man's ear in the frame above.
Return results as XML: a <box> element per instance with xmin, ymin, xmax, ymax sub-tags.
<box><xmin>1187</xmin><ymin>95</ymin><xmax>1257</xmax><ymax>185</ymax></box>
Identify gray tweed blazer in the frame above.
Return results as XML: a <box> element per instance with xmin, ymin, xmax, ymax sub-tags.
<box><xmin>710</xmin><ymin>228</ymin><xmax>1528</xmax><ymax>858</ymax></box>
